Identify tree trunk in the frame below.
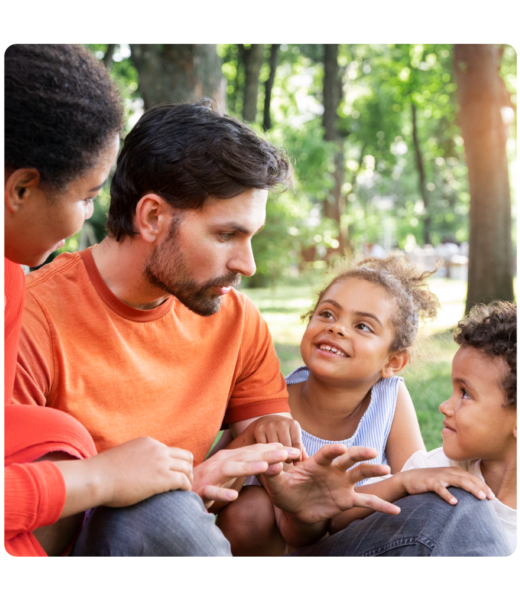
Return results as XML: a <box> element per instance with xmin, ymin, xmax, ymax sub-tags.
<box><xmin>323</xmin><ymin>44</ymin><xmax>346</xmax><ymax>255</ymax></box>
<box><xmin>241</xmin><ymin>44</ymin><xmax>264</xmax><ymax>122</ymax></box>
<box><xmin>411</xmin><ymin>102</ymin><xmax>432</xmax><ymax>245</ymax></box>
<box><xmin>129</xmin><ymin>44</ymin><xmax>226</xmax><ymax>111</ymax></box>
<box><xmin>453</xmin><ymin>44</ymin><xmax>514</xmax><ymax>311</ymax></box>
<box><xmin>103</xmin><ymin>44</ymin><xmax>116</xmax><ymax>71</ymax></box>
<box><xmin>263</xmin><ymin>44</ymin><xmax>279</xmax><ymax>131</ymax></box>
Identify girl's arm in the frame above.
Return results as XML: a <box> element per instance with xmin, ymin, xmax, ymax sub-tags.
<box><xmin>384</xmin><ymin>380</ymin><xmax>426</xmax><ymax>473</ymax></box>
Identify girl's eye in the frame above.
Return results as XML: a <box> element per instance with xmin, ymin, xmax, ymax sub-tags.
<box><xmin>461</xmin><ymin>388</ymin><xmax>472</xmax><ymax>400</ymax></box>
<box><xmin>356</xmin><ymin>323</ymin><xmax>373</xmax><ymax>333</ymax></box>
<box><xmin>83</xmin><ymin>196</ymin><xmax>97</xmax><ymax>205</ymax></box>
<box><xmin>318</xmin><ymin>310</ymin><xmax>334</xmax><ymax>319</ymax></box>
<box><xmin>219</xmin><ymin>232</ymin><xmax>235</xmax><ymax>242</ymax></box>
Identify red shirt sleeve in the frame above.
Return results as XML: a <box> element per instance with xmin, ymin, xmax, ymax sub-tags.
<box><xmin>5</xmin><ymin>461</ymin><xmax>66</xmax><ymax>539</ymax></box>
<box><xmin>4</xmin><ymin>258</ymin><xmax>26</xmax><ymax>404</ymax></box>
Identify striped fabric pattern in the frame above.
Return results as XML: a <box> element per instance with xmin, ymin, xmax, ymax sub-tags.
<box><xmin>246</xmin><ymin>366</ymin><xmax>401</xmax><ymax>487</ymax></box>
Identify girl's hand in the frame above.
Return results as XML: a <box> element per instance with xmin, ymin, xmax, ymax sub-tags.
<box><xmin>398</xmin><ymin>467</ymin><xmax>495</xmax><ymax>505</ymax></box>
<box><xmin>248</xmin><ymin>415</ymin><xmax>306</xmax><ymax>462</ymax></box>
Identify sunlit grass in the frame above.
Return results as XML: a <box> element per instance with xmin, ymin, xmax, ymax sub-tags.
<box><xmin>242</xmin><ymin>277</ymin><xmax>467</xmax><ymax>451</ymax></box>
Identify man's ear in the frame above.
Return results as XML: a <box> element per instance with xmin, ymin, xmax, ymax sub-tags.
<box><xmin>134</xmin><ymin>194</ymin><xmax>173</xmax><ymax>243</ymax></box>
<box><xmin>5</xmin><ymin>168</ymin><xmax>41</xmax><ymax>214</ymax></box>
<box><xmin>381</xmin><ymin>350</ymin><xmax>409</xmax><ymax>379</ymax></box>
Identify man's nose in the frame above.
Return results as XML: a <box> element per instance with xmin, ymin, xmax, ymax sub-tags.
<box><xmin>229</xmin><ymin>243</ymin><xmax>256</xmax><ymax>278</ymax></box>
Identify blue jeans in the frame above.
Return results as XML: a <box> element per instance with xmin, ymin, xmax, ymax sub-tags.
<box><xmin>288</xmin><ymin>487</ymin><xmax>511</xmax><ymax>556</ymax></box>
<box><xmin>70</xmin><ymin>487</ymin><xmax>510</xmax><ymax>557</ymax></box>
<box><xmin>70</xmin><ymin>490</ymin><xmax>231</xmax><ymax>556</ymax></box>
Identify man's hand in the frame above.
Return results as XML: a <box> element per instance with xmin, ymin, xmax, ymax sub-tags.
<box><xmin>398</xmin><ymin>467</ymin><xmax>495</xmax><ymax>505</ymax></box>
<box><xmin>244</xmin><ymin>415</ymin><xmax>306</xmax><ymax>462</ymax></box>
<box><xmin>193</xmin><ymin>443</ymin><xmax>300</xmax><ymax>509</ymax></box>
<box><xmin>55</xmin><ymin>437</ymin><xmax>194</xmax><ymax>516</ymax></box>
<box><xmin>259</xmin><ymin>444</ymin><xmax>400</xmax><ymax>546</ymax></box>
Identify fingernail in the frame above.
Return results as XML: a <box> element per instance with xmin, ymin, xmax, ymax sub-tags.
<box><xmin>489</xmin><ymin>492</ymin><xmax>495</xmax><ymax>499</ymax></box>
<box><xmin>226</xmin><ymin>490</ymin><xmax>237</xmax><ymax>500</ymax></box>
<box><xmin>287</xmin><ymin>448</ymin><xmax>299</xmax><ymax>456</ymax></box>
<box><xmin>450</xmin><ymin>498</ymin><xmax>458</xmax><ymax>504</ymax></box>
<box><xmin>478</xmin><ymin>491</ymin><xmax>486</xmax><ymax>500</ymax></box>
<box><xmin>253</xmin><ymin>461</ymin><xmax>266</xmax><ymax>470</ymax></box>
<box><xmin>273</xmin><ymin>451</ymin><xmax>287</xmax><ymax>460</ymax></box>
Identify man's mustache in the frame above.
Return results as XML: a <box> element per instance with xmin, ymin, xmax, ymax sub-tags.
<box><xmin>202</xmin><ymin>273</ymin><xmax>242</xmax><ymax>291</ymax></box>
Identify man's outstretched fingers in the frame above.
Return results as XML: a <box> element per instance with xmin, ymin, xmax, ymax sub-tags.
<box><xmin>353</xmin><ymin>493</ymin><xmax>401</xmax><ymax>515</ymax></box>
<box><xmin>264</xmin><ymin>462</ymin><xmax>285</xmax><ymax>476</ymax></box>
<box><xmin>332</xmin><ymin>446</ymin><xmax>379</xmax><ymax>470</ymax></box>
<box><xmin>201</xmin><ymin>485</ymin><xmax>239</xmax><ymax>503</ymax></box>
<box><xmin>313</xmin><ymin>444</ymin><xmax>348</xmax><ymax>467</ymax></box>
<box><xmin>220</xmin><ymin>460</ymin><xmax>271</xmax><ymax>479</ymax></box>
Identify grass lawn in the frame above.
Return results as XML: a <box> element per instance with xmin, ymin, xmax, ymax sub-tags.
<box><xmin>242</xmin><ymin>277</ymin><xmax>468</xmax><ymax>451</ymax></box>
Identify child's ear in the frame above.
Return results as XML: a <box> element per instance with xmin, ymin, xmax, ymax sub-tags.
<box><xmin>381</xmin><ymin>350</ymin><xmax>409</xmax><ymax>378</ymax></box>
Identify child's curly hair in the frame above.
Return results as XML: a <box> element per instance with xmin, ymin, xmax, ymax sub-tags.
<box><xmin>303</xmin><ymin>256</ymin><xmax>440</xmax><ymax>353</ymax></box>
<box><xmin>454</xmin><ymin>301</ymin><xmax>517</xmax><ymax>406</ymax></box>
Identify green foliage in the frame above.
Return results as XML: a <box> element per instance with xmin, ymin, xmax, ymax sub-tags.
<box><xmin>60</xmin><ymin>44</ymin><xmax>515</xmax><ymax>286</ymax></box>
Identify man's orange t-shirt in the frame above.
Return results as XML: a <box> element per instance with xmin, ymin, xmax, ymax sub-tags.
<box><xmin>14</xmin><ymin>248</ymin><xmax>289</xmax><ymax>464</ymax></box>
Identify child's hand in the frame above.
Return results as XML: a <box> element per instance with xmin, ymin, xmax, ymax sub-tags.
<box><xmin>248</xmin><ymin>416</ymin><xmax>306</xmax><ymax>462</ymax></box>
<box><xmin>398</xmin><ymin>467</ymin><xmax>495</xmax><ymax>505</ymax></box>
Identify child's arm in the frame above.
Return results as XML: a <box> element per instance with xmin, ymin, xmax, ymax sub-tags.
<box><xmin>384</xmin><ymin>380</ymin><xmax>426</xmax><ymax>472</ymax></box>
<box><xmin>328</xmin><ymin>466</ymin><xmax>495</xmax><ymax>534</ymax></box>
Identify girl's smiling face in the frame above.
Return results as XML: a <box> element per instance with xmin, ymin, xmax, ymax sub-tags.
<box><xmin>300</xmin><ymin>277</ymin><xmax>402</xmax><ymax>386</ymax></box>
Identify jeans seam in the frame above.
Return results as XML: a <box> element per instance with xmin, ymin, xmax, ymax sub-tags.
<box><xmin>359</xmin><ymin>534</ymin><xmax>436</xmax><ymax>557</ymax></box>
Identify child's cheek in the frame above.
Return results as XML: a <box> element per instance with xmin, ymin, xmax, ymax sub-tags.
<box><xmin>300</xmin><ymin>329</ymin><xmax>313</xmax><ymax>363</ymax></box>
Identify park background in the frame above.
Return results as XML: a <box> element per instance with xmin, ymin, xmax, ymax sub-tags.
<box><xmin>46</xmin><ymin>44</ymin><xmax>517</xmax><ymax>451</ymax></box>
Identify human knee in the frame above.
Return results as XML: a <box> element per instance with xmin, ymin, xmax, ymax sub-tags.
<box><xmin>146</xmin><ymin>490</ymin><xmax>231</xmax><ymax>555</ymax></box>
<box><xmin>218</xmin><ymin>486</ymin><xmax>274</xmax><ymax>536</ymax></box>
<box><xmin>73</xmin><ymin>490</ymin><xmax>231</xmax><ymax>556</ymax></box>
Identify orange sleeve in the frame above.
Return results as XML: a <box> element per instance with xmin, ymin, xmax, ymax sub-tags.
<box><xmin>12</xmin><ymin>290</ymin><xmax>54</xmax><ymax>407</ymax></box>
<box><xmin>224</xmin><ymin>295</ymin><xmax>290</xmax><ymax>423</ymax></box>
<box><xmin>4</xmin><ymin>258</ymin><xmax>26</xmax><ymax>404</ymax></box>
<box><xmin>4</xmin><ymin>461</ymin><xmax>66</xmax><ymax>540</ymax></box>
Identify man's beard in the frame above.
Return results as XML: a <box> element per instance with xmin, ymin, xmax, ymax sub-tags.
<box><xmin>143</xmin><ymin>217</ymin><xmax>241</xmax><ymax>317</ymax></box>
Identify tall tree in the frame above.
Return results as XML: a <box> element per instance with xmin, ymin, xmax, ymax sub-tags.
<box><xmin>263</xmin><ymin>44</ymin><xmax>279</xmax><ymax>131</ymax></box>
<box><xmin>241</xmin><ymin>44</ymin><xmax>264</xmax><ymax>122</ymax></box>
<box><xmin>323</xmin><ymin>44</ymin><xmax>347</xmax><ymax>254</ymax></box>
<box><xmin>454</xmin><ymin>44</ymin><xmax>515</xmax><ymax>311</ymax></box>
<box><xmin>103</xmin><ymin>44</ymin><xmax>116</xmax><ymax>70</ymax></box>
<box><xmin>129</xmin><ymin>44</ymin><xmax>226</xmax><ymax>110</ymax></box>
<box><xmin>411</xmin><ymin>102</ymin><xmax>432</xmax><ymax>245</ymax></box>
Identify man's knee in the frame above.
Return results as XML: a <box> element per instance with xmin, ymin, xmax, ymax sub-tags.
<box><xmin>72</xmin><ymin>490</ymin><xmax>232</xmax><ymax>556</ymax></box>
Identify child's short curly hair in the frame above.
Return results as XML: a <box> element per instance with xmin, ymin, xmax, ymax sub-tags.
<box><xmin>454</xmin><ymin>302</ymin><xmax>517</xmax><ymax>406</ymax></box>
<box><xmin>303</xmin><ymin>256</ymin><xmax>440</xmax><ymax>353</ymax></box>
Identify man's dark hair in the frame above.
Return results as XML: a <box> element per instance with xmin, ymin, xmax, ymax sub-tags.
<box><xmin>107</xmin><ymin>102</ymin><xmax>293</xmax><ymax>241</ymax></box>
<box><xmin>454</xmin><ymin>301</ymin><xmax>517</xmax><ymax>406</ymax></box>
<box><xmin>5</xmin><ymin>44</ymin><xmax>123</xmax><ymax>191</ymax></box>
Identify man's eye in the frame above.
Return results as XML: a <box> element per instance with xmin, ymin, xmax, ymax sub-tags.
<box><xmin>219</xmin><ymin>232</ymin><xmax>235</xmax><ymax>241</ymax></box>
